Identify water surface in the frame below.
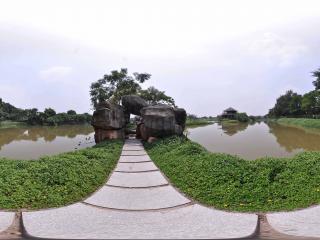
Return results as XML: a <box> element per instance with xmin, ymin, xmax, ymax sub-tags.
<box><xmin>0</xmin><ymin>125</ymin><xmax>95</xmax><ymax>160</ymax></box>
<box><xmin>187</xmin><ymin>122</ymin><xmax>320</xmax><ymax>159</ymax></box>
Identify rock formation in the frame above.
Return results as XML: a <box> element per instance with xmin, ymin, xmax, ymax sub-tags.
<box><xmin>92</xmin><ymin>95</ymin><xmax>187</xmax><ymax>143</ymax></box>
<box><xmin>91</xmin><ymin>101</ymin><xmax>126</xmax><ymax>143</ymax></box>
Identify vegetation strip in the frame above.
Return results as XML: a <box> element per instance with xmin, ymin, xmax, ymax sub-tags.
<box><xmin>0</xmin><ymin>140</ymin><xmax>123</xmax><ymax>210</ymax></box>
<box><xmin>275</xmin><ymin>118</ymin><xmax>320</xmax><ymax>130</ymax></box>
<box><xmin>144</xmin><ymin>136</ymin><xmax>320</xmax><ymax>212</ymax></box>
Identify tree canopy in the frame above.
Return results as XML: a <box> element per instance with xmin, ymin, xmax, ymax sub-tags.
<box><xmin>90</xmin><ymin>68</ymin><xmax>175</xmax><ymax>108</ymax></box>
<box><xmin>269</xmin><ymin>68</ymin><xmax>320</xmax><ymax>118</ymax></box>
<box><xmin>139</xmin><ymin>87</ymin><xmax>175</xmax><ymax>106</ymax></box>
<box><xmin>312</xmin><ymin>68</ymin><xmax>320</xmax><ymax>90</ymax></box>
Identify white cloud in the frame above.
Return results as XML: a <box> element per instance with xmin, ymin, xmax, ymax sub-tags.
<box><xmin>39</xmin><ymin>66</ymin><xmax>72</xmax><ymax>81</ymax></box>
<box><xmin>246</xmin><ymin>32</ymin><xmax>307</xmax><ymax>67</ymax></box>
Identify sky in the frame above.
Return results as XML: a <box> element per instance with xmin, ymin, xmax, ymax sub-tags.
<box><xmin>1</xmin><ymin>0</ymin><xmax>320</xmax><ymax>116</ymax></box>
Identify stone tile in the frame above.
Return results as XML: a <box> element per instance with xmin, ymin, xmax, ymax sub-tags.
<box><xmin>267</xmin><ymin>205</ymin><xmax>320</xmax><ymax>238</ymax></box>
<box><xmin>107</xmin><ymin>171</ymin><xmax>168</xmax><ymax>188</ymax></box>
<box><xmin>0</xmin><ymin>212</ymin><xmax>15</xmax><ymax>232</ymax></box>
<box><xmin>115</xmin><ymin>162</ymin><xmax>158</xmax><ymax>172</ymax></box>
<box><xmin>85</xmin><ymin>185</ymin><xmax>190</xmax><ymax>210</ymax></box>
<box><xmin>121</xmin><ymin>150</ymin><xmax>147</xmax><ymax>156</ymax></box>
<box><xmin>23</xmin><ymin>203</ymin><xmax>257</xmax><ymax>239</ymax></box>
<box><xmin>122</xmin><ymin>146</ymin><xmax>145</xmax><ymax>151</ymax></box>
<box><xmin>119</xmin><ymin>155</ymin><xmax>151</xmax><ymax>163</ymax></box>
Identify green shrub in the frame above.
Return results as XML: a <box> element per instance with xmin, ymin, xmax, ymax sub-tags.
<box><xmin>0</xmin><ymin>140</ymin><xmax>122</xmax><ymax>210</ymax></box>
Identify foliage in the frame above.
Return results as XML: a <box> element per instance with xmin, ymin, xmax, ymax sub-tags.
<box><xmin>277</xmin><ymin>118</ymin><xmax>320</xmax><ymax>130</ymax></box>
<box><xmin>312</xmin><ymin>68</ymin><xmax>320</xmax><ymax>90</ymax></box>
<box><xmin>90</xmin><ymin>68</ymin><xmax>151</xmax><ymax>107</ymax></box>
<box><xmin>268</xmin><ymin>90</ymin><xmax>303</xmax><ymax>117</ymax></box>
<box><xmin>67</xmin><ymin>110</ymin><xmax>77</xmax><ymax>115</ymax></box>
<box><xmin>301</xmin><ymin>90</ymin><xmax>320</xmax><ymax>115</ymax></box>
<box><xmin>139</xmin><ymin>86</ymin><xmax>175</xmax><ymax>106</ymax></box>
<box><xmin>46</xmin><ymin>113</ymin><xmax>92</xmax><ymax>126</ymax></box>
<box><xmin>44</xmin><ymin>108</ymin><xmax>56</xmax><ymax>118</ymax></box>
<box><xmin>89</xmin><ymin>68</ymin><xmax>176</xmax><ymax>108</ymax></box>
<box><xmin>145</xmin><ymin>136</ymin><xmax>320</xmax><ymax>212</ymax></box>
<box><xmin>235</xmin><ymin>112</ymin><xmax>249</xmax><ymax>122</ymax></box>
<box><xmin>269</xmin><ymin>68</ymin><xmax>320</xmax><ymax>118</ymax></box>
<box><xmin>0</xmin><ymin>140</ymin><xmax>123</xmax><ymax>210</ymax></box>
<box><xmin>0</xmin><ymin>98</ymin><xmax>92</xmax><ymax>126</ymax></box>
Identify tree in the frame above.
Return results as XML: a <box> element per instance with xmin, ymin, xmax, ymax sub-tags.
<box><xmin>268</xmin><ymin>90</ymin><xmax>302</xmax><ymax>117</ymax></box>
<box><xmin>312</xmin><ymin>68</ymin><xmax>320</xmax><ymax>90</ymax></box>
<box><xmin>302</xmin><ymin>90</ymin><xmax>320</xmax><ymax>115</ymax></box>
<box><xmin>67</xmin><ymin>110</ymin><xmax>77</xmax><ymax>115</ymax></box>
<box><xmin>90</xmin><ymin>68</ymin><xmax>151</xmax><ymax>108</ymax></box>
<box><xmin>44</xmin><ymin>108</ymin><xmax>56</xmax><ymax>118</ymax></box>
<box><xmin>139</xmin><ymin>86</ymin><xmax>175</xmax><ymax>106</ymax></box>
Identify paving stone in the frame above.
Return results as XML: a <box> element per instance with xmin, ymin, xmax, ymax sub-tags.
<box><xmin>107</xmin><ymin>171</ymin><xmax>168</xmax><ymax>188</ymax></box>
<box><xmin>121</xmin><ymin>150</ymin><xmax>147</xmax><ymax>156</ymax></box>
<box><xmin>0</xmin><ymin>212</ymin><xmax>15</xmax><ymax>232</ymax></box>
<box><xmin>122</xmin><ymin>145</ymin><xmax>145</xmax><ymax>151</ymax></box>
<box><xmin>85</xmin><ymin>185</ymin><xmax>190</xmax><ymax>210</ymax></box>
<box><xmin>115</xmin><ymin>162</ymin><xmax>158</xmax><ymax>172</ymax></box>
<box><xmin>119</xmin><ymin>155</ymin><xmax>151</xmax><ymax>163</ymax></box>
<box><xmin>267</xmin><ymin>205</ymin><xmax>320</xmax><ymax>238</ymax></box>
<box><xmin>23</xmin><ymin>203</ymin><xmax>258</xmax><ymax>239</ymax></box>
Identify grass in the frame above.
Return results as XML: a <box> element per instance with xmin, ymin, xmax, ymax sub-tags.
<box><xmin>0</xmin><ymin>120</ymin><xmax>27</xmax><ymax>129</ymax></box>
<box><xmin>186</xmin><ymin>119</ymin><xmax>214</xmax><ymax>127</ymax></box>
<box><xmin>276</xmin><ymin>118</ymin><xmax>320</xmax><ymax>130</ymax></box>
<box><xmin>145</xmin><ymin>136</ymin><xmax>320</xmax><ymax>212</ymax></box>
<box><xmin>0</xmin><ymin>140</ymin><xmax>123</xmax><ymax>210</ymax></box>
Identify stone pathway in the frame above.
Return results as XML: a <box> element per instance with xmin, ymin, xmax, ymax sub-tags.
<box><xmin>0</xmin><ymin>138</ymin><xmax>319</xmax><ymax>239</ymax></box>
<box><xmin>21</xmin><ymin>139</ymin><xmax>258</xmax><ymax>239</ymax></box>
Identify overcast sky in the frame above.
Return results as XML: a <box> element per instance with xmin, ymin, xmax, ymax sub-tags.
<box><xmin>1</xmin><ymin>0</ymin><xmax>320</xmax><ymax>116</ymax></box>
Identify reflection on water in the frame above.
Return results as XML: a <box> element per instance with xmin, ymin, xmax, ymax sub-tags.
<box><xmin>0</xmin><ymin>125</ymin><xmax>95</xmax><ymax>160</ymax></box>
<box><xmin>187</xmin><ymin>122</ymin><xmax>320</xmax><ymax>160</ymax></box>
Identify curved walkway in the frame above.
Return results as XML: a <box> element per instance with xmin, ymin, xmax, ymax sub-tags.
<box><xmin>0</xmin><ymin>138</ymin><xmax>319</xmax><ymax>239</ymax></box>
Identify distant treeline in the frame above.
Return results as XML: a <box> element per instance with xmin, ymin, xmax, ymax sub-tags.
<box><xmin>268</xmin><ymin>68</ymin><xmax>320</xmax><ymax>118</ymax></box>
<box><xmin>0</xmin><ymin>98</ymin><xmax>92</xmax><ymax>126</ymax></box>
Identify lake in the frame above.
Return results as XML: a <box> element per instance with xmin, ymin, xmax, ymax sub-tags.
<box><xmin>0</xmin><ymin>125</ymin><xmax>95</xmax><ymax>160</ymax></box>
<box><xmin>187</xmin><ymin>121</ymin><xmax>320</xmax><ymax>160</ymax></box>
<box><xmin>1</xmin><ymin>122</ymin><xmax>320</xmax><ymax>160</ymax></box>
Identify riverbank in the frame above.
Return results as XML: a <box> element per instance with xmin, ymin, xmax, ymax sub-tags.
<box><xmin>0</xmin><ymin>121</ymin><xmax>27</xmax><ymax>129</ymax></box>
<box><xmin>145</xmin><ymin>136</ymin><xmax>320</xmax><ymax>212</ymax></box>
<box><xmin>275</xmin><ymin>118</ymin><xmax>320</xmax><ymax>130</ymax></box>
<box><xmin>0</xmin><ymin>140</ymin><xmax>122</xmax><ymax>210</ymax></box>
<box><xmin>186</xmin><ymin>119</ymin><xmax>214</xmax><ymax>127</ymax></box>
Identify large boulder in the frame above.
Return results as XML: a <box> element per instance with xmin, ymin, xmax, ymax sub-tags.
<box><xmin>94</xmin><ymin>129</ymin><xmax>125</xmax><ymax>143</ymax></box>
<box><xmin>91</xmin><ymin>101</ymin><xmax>126</xmax><ymax>143</ymax></box>
<box><xmin>121</xmin><ymin>95</ymin><xmax>148</xmax><ymax>116</ymax></box>
<box><xmin>140</xmin><ymin>105</ymin><xmax>176</xmax><ymax>139</ymax></box>
<box><xmin>173</xmin><ymin>108</ymin><xmax>187</xmax><ymax>130</ymax></box>
<box><xmin>91</xmin><ymin>101</ymin><xmax>126</xmax><ymax>130</ymax></box>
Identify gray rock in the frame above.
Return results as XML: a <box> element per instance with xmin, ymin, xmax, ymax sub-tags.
<box><xmin>91</xmin><ymin>101</ymin><xmax>125</xmax><ymax>130</ymax></box>
<box><xmin>122</xmin><ymin>95</ymin><xmax>148</xmax><ymax>116</ymax></box>
<box><xmin>174</xmin><ymin>108</ymin><xmax>187</xmax><ymax>129</ymax></box>
<box><xmin>140</xmin><ymin>105</ymin><xmax>176</xmax><ymax>139</ymax></box>
<box><xmin>94</xmin><ymin>129</ymin><xmax>125</xmax><ymax>143</ymax></box>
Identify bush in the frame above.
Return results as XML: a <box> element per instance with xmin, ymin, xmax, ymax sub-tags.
<box><xmin>0</xmin><ymin>140</ymin><xmax>123</xmax><ymax>209</ymax></box>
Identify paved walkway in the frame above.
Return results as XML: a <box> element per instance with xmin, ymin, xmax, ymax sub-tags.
<box><xmin>0</xmin><ymin>138</ymin><xmax>319</xmax><ymax>239</ymax></box>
